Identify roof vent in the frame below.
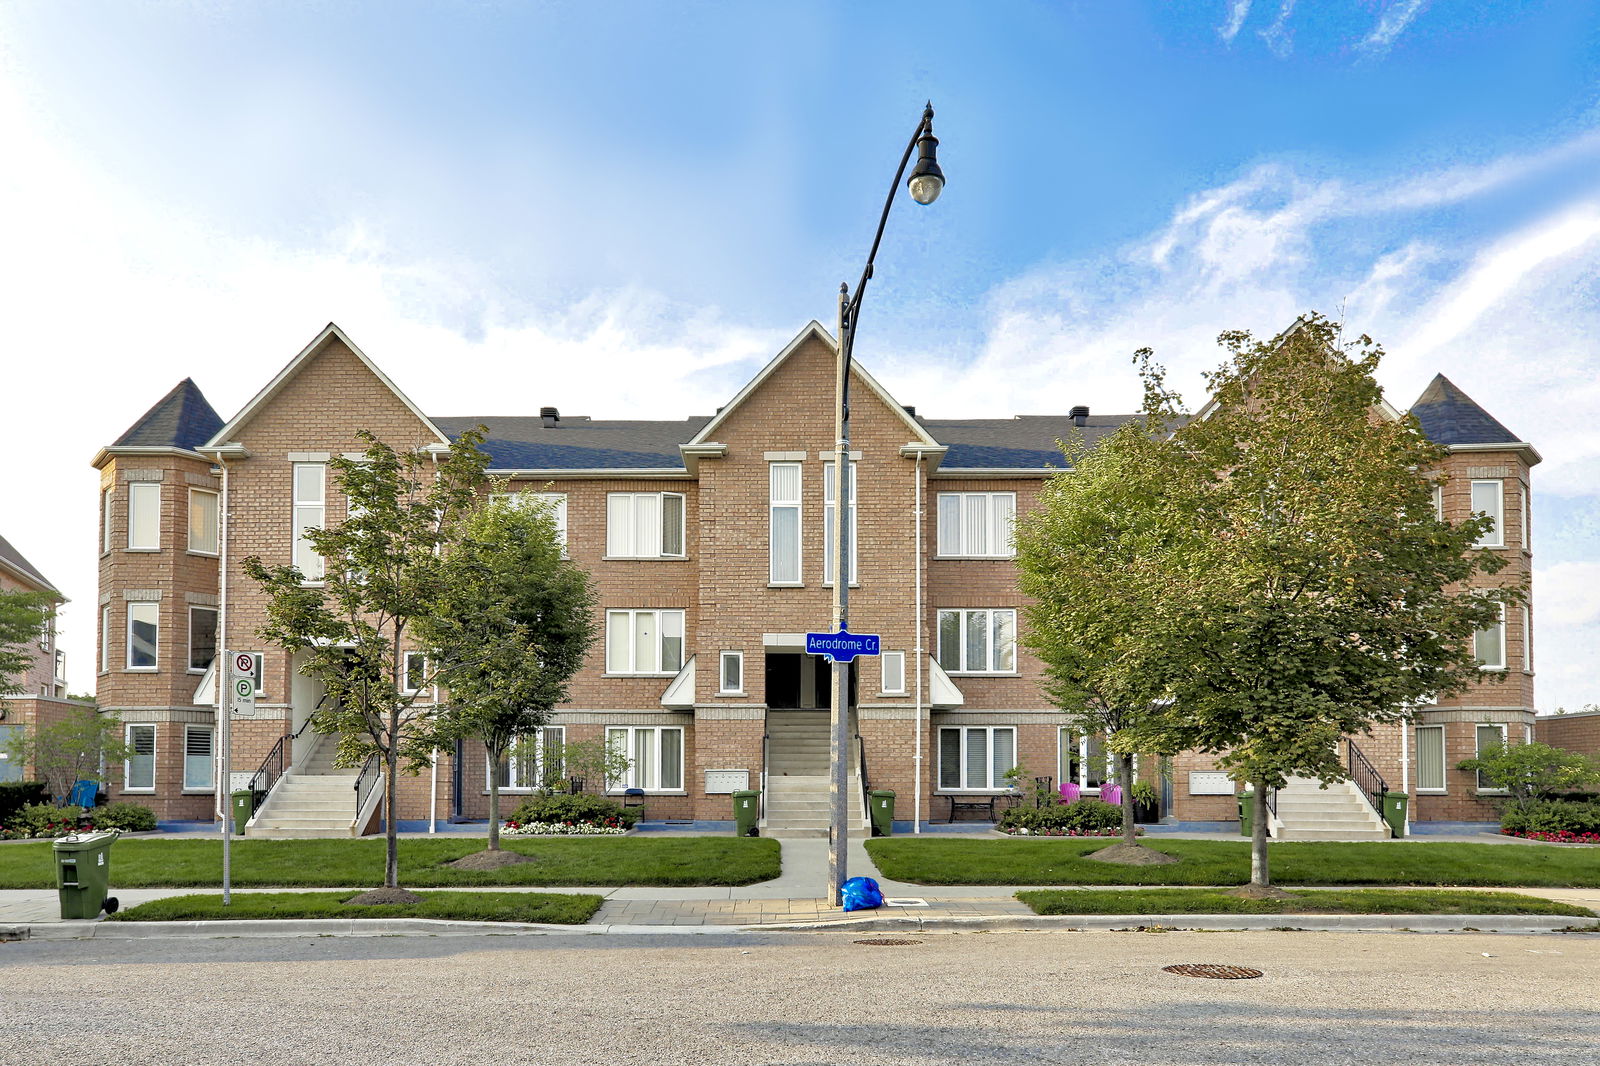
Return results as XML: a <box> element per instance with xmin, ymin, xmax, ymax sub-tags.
<box><xmin>1070</xmin><ymin>405</ymin><xmax>1089</xmax><ymax>427</ymax></box>
<box><xmin>540</xmin><ymin>406</ymin><xmax>560</xmax><ymax>428</ymax></box>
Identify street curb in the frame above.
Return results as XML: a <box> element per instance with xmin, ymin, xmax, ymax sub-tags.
<box><xmin>5</xmin><ymin>913</ymin><xmax>1596</xmax><ymax>941</ymax></box>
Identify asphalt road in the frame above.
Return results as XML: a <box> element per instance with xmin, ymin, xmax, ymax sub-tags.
<box><xmin>3</xmin><ymin>929</ymin><xmax>1597</xmax><ymax>1064</ymax></box>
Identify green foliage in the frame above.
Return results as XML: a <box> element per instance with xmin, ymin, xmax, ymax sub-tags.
<box><xmin>1500</xmin><ymin>798</ymin><xmax>1600</xmax><ymax>837</ymax></box>
<box><xmin>3</xmin><ymin>802</ymin><xmax>92</xmax><ymax>838</ymax></box>
<box><xmin>531</xmin><ymin>737</ymin><xmax>633</xmax><ymax>793</ymax></box>
<box><xmin>1130</xmin><ymin>780</ymin><xmax>1159</xmax><ymax>807</ymax></box>
<box><xmin>91</xmin><ymin>801</ymin><xmax>157</xmax><ymax>832</ymax></box>
<box><xmin>1017</xmin><ymin>887</ymin><xmax>1593</xmax><ymax>917</ymax></box>
<box><xmin>508</xmin><ymin>792</ymin><xmax>639</xmax><ymax>829</ymax></box>
<box><xmin>2</xmin><ymin>708</ymin><xmax>131</xmax><ymax>803</ymax></box>
<box><xmin>998</xmin><ymin>798</ymin><xmax>1124</xmax><ymax>836</ymax></box>
<box><xmin>1457</xmin><ymin>741</ymin><xmax>1600</xmax><ymax>814</ymax></box>
<box><xmin>0</xmin><ymin>586</ymin><xmax>56</xmax><ymax>696</ymax></box>
<box><xmin>0</xmin><ymin>780</ymin><xmax>49</xmax><ymax>820</ymax></box>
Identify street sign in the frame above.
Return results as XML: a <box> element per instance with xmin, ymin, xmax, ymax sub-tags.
<box><xmin>228</xmin><ymin>651</ymin><xmax>255</xmax><ymax>715</ymax></box>
<box><xmin>232</xmin><ymin>652</ymin><xmax>255</xmax><ymax>678</ymax></box>
<box><xmin>805</xmin><ymin>630</ymin><xmax>880</xmax><ymax>662</ymax></box>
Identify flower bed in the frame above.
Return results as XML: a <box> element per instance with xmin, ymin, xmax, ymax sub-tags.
<box><xmin>1000</xmin><ymin>825</ymin><xmax>1144</xmax><ymax>838</ymax></box>
<box><xmin>502</xmin><ymin>819</ymin><xmax>630</xmax><ymax>837</ymax></box>
<box><xmin>1504</xmin><ymin>829</ymin><xmax>1600</xmax><ymax>845</ymax></box>
<box><xmin>1</xmin><ymin>801</ymin><xmax>158</xmax><ymax>840</ymax></box>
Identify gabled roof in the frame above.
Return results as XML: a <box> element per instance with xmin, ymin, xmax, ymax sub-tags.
<box><xmin>431</xmin><ymin>416</ymin><xmax>710</xmax><ymax>472</ymax></box>
<box><xmin>1408</xmin><ymin>374</ymin><xmax>1522</xmax><ymax>447</ymax></box>
<box><xmin>112</xmin><ymin>378</ymin><xmax>224</xmax><ymax>451</ymax></box>
<box><xmin>0</xmin><ymin>533</ymin><xmax>59</xmax><ymax>595</ymax></box>
<box><xmin>203</xmin><ymin>323</ymin><xmax>449</xmax><ymax>449</ymax></box>
<box><xmin>923</xmin><ymin>415</ymin><xmax>1137</xmax><ymax>469</ymax></box>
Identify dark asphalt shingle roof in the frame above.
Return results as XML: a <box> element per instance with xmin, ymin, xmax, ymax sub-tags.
<box><xmin>921</xmin><ymin>415</ymin><xmax>1139</xmax><ymax>468</ymax></box>
<box><xmin>1408</xmin><ymin>374</ymin><xmax>1521</xmax><ymax>447</ymax></box>
<box><xmin>113</xmin><ymin>379</ymin><xmax>224</xmax><ymax>451</ymax></box>
<box><xmin>0</xmin><ymin>532</ymin><xmax>58</xmax><ymax>593</ymax></box>
<box><xmin>432</xmin><ymin>416</ymin><xmax>713</xmax><ymax>470</ymax></box>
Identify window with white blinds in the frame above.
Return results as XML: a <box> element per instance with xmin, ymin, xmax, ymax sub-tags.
<box><xmin>183</xmin><ymin>727</ymin><xmax>214</xmax><ymax>790</ymax></box>
<box><xmin>938</xmin><ymin>726</ymin><xmax>1016</xmax><ymax>790</ymax></box>
<box><xmin>769</xmin><ymin>463</ymin><xmax>802</xmax><ymax>584</ymax></box>
<box><xmin>490</xmin><ymin>727</ymin><xmax>565</xmax><ymax>791</ymax></box>
<box><xmin>125</xmin><ymin>724</ymin><xmax>156</xmax><ymax>791</ymax></box>
<box><xmin>293</xmin><ymin>463</ymin><xmax>326</xmax><ymax>581</ymax></box>
<box><xmin>937</xmin><ymin>493</ymin><xmax>1016</xmax><ymax>557</ymax></box>
<box><xmin>1415</xmin><ymin>725</ymin><xmax>1445</xmax><ymax>792</ymax></box>
<box><xmin>607</xmin><ymin>493</ymin><xmax>685</xmax><ymax>558</ymax></box>
<box><xmin>605</xmin><ymin>609</ymin><xmax>685</xmax><ymax>675</ymax></box>
<box><xmin>606</xmin><ymin>726</ymin><xmax>684</xmax><ymax>791</ymax></box>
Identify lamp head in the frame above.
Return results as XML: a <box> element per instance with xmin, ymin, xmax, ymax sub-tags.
<box><xmin>907</xmin><ymin>102</ymin><xmax>944</xmax><ymax>205</ymax></box>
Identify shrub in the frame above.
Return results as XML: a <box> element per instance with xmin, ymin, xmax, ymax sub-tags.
<box><xmin>5</xmin><ymin>802</ymin><xmax>93</xmax><ymax>839</ymax></box>
<box><xmin>1501</xmin><ymin>798</ymin><xmax>1600</xmax><ymax>841</ymax></box>
<box><xmin>0</xmin><ymin>781</ymin><xmax>49</xmax><ymax>821</ymax></box>
<box><xmin>998</xmin><ymin>798</ymin><xmax>1132</xmax><ymax>837</ymax></box>
<box><xmin>507</xmin><ymin>792</ymin><xmax>638</xmax><ymax>830</ymax></box>
<box><xmin>89</xmin><ymin>802</ymin><xmax>157</xmax><ymax>832</ymax></box>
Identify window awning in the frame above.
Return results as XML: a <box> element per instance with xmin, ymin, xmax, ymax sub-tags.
<box><xmin>661</xmin><ymin>655</ymin><xmax>696</xmax><ymax>709</ymax></box>
<box><xmin>928</xmin><ymin>657</ymin><xmax>964</xmax><ymax>709</ymax></box>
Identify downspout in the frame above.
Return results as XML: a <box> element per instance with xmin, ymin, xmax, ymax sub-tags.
<box><xmin>215</xmin><ymin>455</ymin><xmax>231</xmax><ymax>905</ymax></box>
<box><xmin>1400</xmin><ymin>715</ymin><xmax>1410</xmax><ymax>835</ymax></box>
<box><xmin>429</xmin><ymin>748</ymin><xmax>438</xmax><ymax>834</ymax></box>
<box><xmin>913</xmin><ymin>451</ymin><xmax>924</xmax><ymax>834</ymax></box>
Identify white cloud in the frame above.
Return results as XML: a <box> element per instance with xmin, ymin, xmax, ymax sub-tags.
<box><xmin>1360</xmin><ymin>0</ymin><xmax>1430</xmax><ymax>55</ymax></box>
<box><xmin>1219</xmin><ymin>1</ymin><xmax>1253</xmax><ymax>43</ymax></box>
<box><xmin>1259</xmin><ymin>0</ymin><xmax>1298</xmax><ymax>58</ymax></box>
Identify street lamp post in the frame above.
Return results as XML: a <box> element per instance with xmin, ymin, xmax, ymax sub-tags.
<box><xmin>828</xmin><ymin>103</ymin><xmax>944</xmax><ymax>906</ymax></box>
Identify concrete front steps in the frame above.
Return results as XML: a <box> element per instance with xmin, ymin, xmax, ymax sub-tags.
<box><xmin>1271</xmin><ymin>776</ymin><xmax>1392</xmax><ymax>841</ymax></box>
<box><xmin>761</xmin><ymin>774</ymin><xmax>869</xmax><ymax>838</ymax></box>
<box><xmin>245</xmin><ymin>740</ymin><xmax>368</xmax><ymax>838</ymax></box>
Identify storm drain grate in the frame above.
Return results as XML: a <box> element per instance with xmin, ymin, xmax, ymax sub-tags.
<box><xmin>1162</xmin><ymin>963</ymin><xmax>1264</xmax><ymax>980</ymax></box>
<box><xmin>854</xmin><ymin>938</ymin><xmax>922</xmax><ymax>946</ymax></box>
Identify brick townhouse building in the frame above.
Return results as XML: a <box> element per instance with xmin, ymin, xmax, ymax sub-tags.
<box><xmin>90</xmin><ymin>322</ymin><xmax>1540</xmax><ymax>836</ymax></box>
<box><xmin>1</xmin><ymin>533</ymin><xmax>82</xmax><ymax>785</ymax></box>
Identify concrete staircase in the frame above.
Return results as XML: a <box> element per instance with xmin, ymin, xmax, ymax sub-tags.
<box><xmin>245</xmin><ymin>739</ymin><xmax>368</xmax><ymax>838</ymax></box>
<box><xmin>1270</xmin><ymin>776</ymin><xmax>1391</xmax><ymax>841</ymax></box>
<box><xmin>762</xmin><ymin>711</ymin><xmax>866</xmax><ymax>838</ymax></box>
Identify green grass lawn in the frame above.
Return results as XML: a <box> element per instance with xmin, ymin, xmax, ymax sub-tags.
<box><xmin>0</xmin><ymin>836</ymin><xmax>781</xmax><ymax>889</ymax></box>
<box><xmin>108</xmin><ymin>890</ymin><xmax>603</xmax><ymax>924</ymax></box>
<box><xmin>865</xmin><ymin>838</ymin><xmax>1600</xmax><ymax>887</ymax></box>
<box><xmin>1016</xmin><ymin>887</ymin><xmax>1595</xmax><ymax>917</ymax></box>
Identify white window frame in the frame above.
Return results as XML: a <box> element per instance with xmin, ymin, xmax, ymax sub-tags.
<box><xmin>490</xmin><ymin>492</ymin><xmax>568</xmax><ymax>555</ymax></box>
<box><xmin>188</xmin><ymin>488</ymin><xmax>219</xmax><ymax>555</ymax></box>
<box><xmin>126</xmin><ymin>601</ymin><xmax>158</xmax><ymax>671</ymax></box>
<box><xmin>1415</xmin><ymin>724</ymin><xmax>1446</xmax><ymax>793</ymax></box>
<box><xmin>237</xmin><ymin>652</ymin><xmax>266</xmax><ymax>697</ymax></box>
<box><xmin>605</xmin><ymin>609</ymin><xmax>685</xmax><ymax>676</ymax></box>
<box><xmin>769</xmin><ymin>462</ymin><xmax>803</xmax><ymax>585</ymax></box>
<box><xmin>102</xmin><ymin>487</ymin><xmax>114</xmax><ymax>554</ymax></box>
<box><xmin>880</xmin><ymin>651</ymin><xmax>906</xmax><ymax>695</ymax></box>
<box><xmin>99</xmin><ymin>604</ymin><xmax>111</xmax><ymax>674</ymax></box>
<box><xmin>127</xmin><ymin>482</ymin><xmax>160</xmax><ymax>550</ymax></box>
<box><xmin>183</xmin><ymin>725</ymin><xmax>215</xmax><ymax>792</ymax></box>
<box><xmin>293</xmin><ymin>463</ymin><xmax>326</xmax><ymax>582</ymax></box>
<box><xmin>936</xmin><ymin>608</ymin><xmax>1018</xmax><ymax>675</ymax></box>
<box><xmin>606</xmin><ymin>725</ymin><xmax>685</xmax><ymax>792</ymax></box>
<box><xmin>125</xmin><ymin>724</ymin><xmax>156</xmax><ymax>792</ymax></box>
<box><xmin>1521</xmin><ymin>606</ymin><xmax>1532</xmax><ymax>672</ymax></box>
<box><xmin>938</xmin><ymin>726</ymin><xmax>1017</xmax><ymax>791</ymax></box>
<box><xmin>403</xmin><ymin>651</ymin><xmax>429</xmax><ymax>696</ymax></box>
<box><xmin>1430</xmin><ymin>481</ymin><xmax>1443</xmax><ymax>521</ymax></box>
<box><xmin>1058</xmin><ymin>728</ymin><xmax>1113</xmax><ymax>791</ymax></box>
<box><xmin>1475</xmin><ymin>604</ymin><xmax>1506</xmax><ymax>671</ymax></box>
<box><xmin>487</xmin><ymin>726</ymin><xmax>565</xmax><ymax>793</ymax></box>
<box><xmin>187</xmin><ymin>606</ymin><xmax>218</xmax><ymax>674</ymax></box>
<box><xmin>606</xmin><ymin>492</ymin><xmax>686</xmax><ymax>559</ymax></box>
<box><xmin>937</xmin><ymin>492</ymin><xmax>1017</xmax><ymax>558</ymax></box>
<box><xmin>1471</xmin><ymin>479</ymin><xmax>1503</xmax><ymax>548</ymax></box>
<box><xmin>1518</xmin><ymin>480</ymin><xmax>1529</xmax><ymax>549</ymax></box>
<box><xmin>720</xmin><ymin>651</ymin><xmax>744</xmax><ymax>695</ymax></box>
<box><xmin>1475</xmin><ymin>723</ymin><xmax>1509</xmax><ymax>793</ymax></box>
<box><xmin>822</xmin><ymin>461</ymin><xmax>858</xmax><ymax>586</ymax></box>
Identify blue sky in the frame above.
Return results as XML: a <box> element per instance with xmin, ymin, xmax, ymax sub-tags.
<box><xmin>1</xmin><ymin>1</ymin><xmax>1596</xmax><ymax>710</ymax></box>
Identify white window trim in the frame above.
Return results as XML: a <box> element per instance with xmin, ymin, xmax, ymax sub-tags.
<box><xmin>936</xmin><ymin>492</ymin><xmax>1017</xmax><ymax>558</ymax></box>
<box><xmin>1430</xmin><ymin>482</ymin><xmax>1443</xmax><ymax>522</ymax></box>
<box><xmin>769</xmin><ymin>462</ymin><xmax>803</xmax><ymax>586</ymax></box>
<box><xmin>188</xmin><ymin>487</ymin><xmax>220</xmax><ymax>556</ymax></box>
<box><xmin>182</xmin><ymin>725</ymin><xmax>215</xmax><ymax>792</ymax></box>
<box><xmin>880</xmin><ymin>651</ymin><xmax>906</xmax><ymax>696</ymax></box>
<box><xmin>1471</xmin><ymin>479</ymin><xmax>1504</xmax><ymax>548</ymax></box>
<box><xmin>605</xmin><ymin>492</ymin><xmax>687</xmax><ymax>559</ymax></box>
<box><xmin>605</xmin><ymin>609</ymin><xmax>686</xmax><ymax>676</ymax></box>
<box><xmin>124</xmin><ymin>724</ymin><xmax>156</xmax><ymax>793</ymax></box>
<box><xmin>102</xmin><ymin>488</ymin><xmax>114</xmax><ymax>555</ymax></box>
<box><xmin>1475</xmin><ymin>723</ymin><xmax>1509</xmax><ymax>794</ymax></box>
<box><xmin>822</xmin><ymin>461</ymin><xmax>858</xmax><ymax>587</ymax></box>
<box><xmin>403</xmin><ymin>651</ymin><xmax>430</xmax><ymax>696</ymax></box>
<box><xmin>127</xmin><ymin>482</ymin><xmax>160</xmax><ymax>551</ymax></box>
<box><xmin>239</xmin><ymin>652</ymin><xmax>267</xmax><ymax>698</ymax></box>
<box><xmin>938</xmin><ymin>725</ymin><xmax>1018</xmax><ymax>792</ymax></box>
<box><xmin>293</xmin><ymin>462</ymin><xmax>327</xmax><ymax>583</ymax></box>
<box><xmin>126</xmin><ymin>601</ymin><xmax>159</xmax><ymax>672</ymax></box>
<box><xmin>1415</xmin><ymin>724</ymin><xmax>1447</xmax><ymax>794</ymax></box>
<box><xmin>490</xmin><ymin>492</ymin><xmax>568</xmax><ymax>556</ymax></box>
<box><xmin>936</xmin><ymin>608</ymin><xmax>1019</xmax><ymax>675</ymax></box>
<box><xmin>1476</xmin><ymin>603</ymin><xmax>1507</xmax><ymax>671</ymax></box>
<box><xmin>719</xmin><ymin>651</ymin><xmax>744</xmax><ymax>696</ymax></box>
<box><xmin>486</xmin><ymin>726</ymin><xmax>565</xmax><ymax>793</ymax></box>
<box><xmin>99</xmin><ymin>604</ymin><xmax>111</xmax><ymax>674</ymax></box>
<box><xmin>1521</xmin><ymin>606</ymin><xmax>1532</xmax><ymax>673</ymax></box>
<box><xmin>187</xmin><ymin>605</ymin><xmax>218</xmax><ymax>674</ymax></box>
<box><xmin>1057</xmin><ymin>728</ymin><xmax>1114</xmax><ymax>792</ymax></box>
<box><xmin>606</xmin><ymin>725</ymin><xmax>686</xmax><ymax>793</ymax></box>
<box><xmin>1519</xmin><ymin>479</ymin><xmax>1529</xmax><ymax>550</ymax></box>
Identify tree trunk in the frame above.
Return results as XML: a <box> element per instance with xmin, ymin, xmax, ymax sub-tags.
<box><xmin>1250</xmin><ymin>777</ymin><xmax>1270</xmax><ymax>889</ymax></box>
<box><xmin>1119</xmin><ymin>753</ymin><xmax>1137</xmax><ymax>847</ymax></box>
<box><xmin>487</xmin><ymin>742</ymin><xmax>502</xmax><ymax>852</ymax></box>
<box><xmin>384</xmin><ymin>703</ymin><xmax>400</xmax><ymax>889</ymax></box>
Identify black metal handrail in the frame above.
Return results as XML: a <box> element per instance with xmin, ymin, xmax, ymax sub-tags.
<box><xmin>1346</xmin><ymin>738</ymin><xmax>1388</xmax><ymax>822</ymax></box>
<box><xmin>855</xmin><ymin>732</ymin><xmax>870</xmax><ymax>793</ymax></box>
<box><xmin>245</xmin><ymin>715</ymin><xmax>315</xmax><ymax>801</ymax></box>
<box><xmin>353</xmin><ymin>752</ymin><xmax>380</xmax><ymax>821</ymax></box>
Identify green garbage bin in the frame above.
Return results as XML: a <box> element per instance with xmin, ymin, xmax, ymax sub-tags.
<box><xmin>733</xmin><ymin>789</ymin><xmax>761</xmax><ymax>837</ymax></box>
<box><xmin>53</xmin><ymin>830</ymin><xmax>120</xmax><ymax>919</ymax></box>
<box><xmin>1237</xmin><ymin>792</ymin><xmax>1254</xmax><ymax>837</ymax></box>
<box><xmin>1382</xmin><ymin>790</ymin><xmax>1409</xmax><ymax>838</ymax></box>
<box><xmin>231</xmin><ymin>789</ymin><xmax>254</xmax><ymax>834</ymax></box>
<box><xmin>870</xmin><ymin>789</ymin><xmax>896</xmax><ymax>837</ymax></box>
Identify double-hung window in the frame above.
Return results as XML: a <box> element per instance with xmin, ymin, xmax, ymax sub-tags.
<box><xmin>403</xmin><ymin>652</ymin><xmax>429</xmax><ymax>695</ymax></box>
<box><xmin>1471</xmin><ymin>480</ymin><xmax>1503</xmax><ymax>548</ymax></box>
<box><xmin>491</xmin><ymin>492</ymin><xmax>568</xmax><ymax>554</ymax></box>
<box><xmin>606</xmin><ymin>609</ymin><xmax>685</xmax><ymax>675</ymax></box>
<box><xmin>769</xmin><ymin>463</ymin><xmax>802</xmax><ymax>584</ymax></box>
<box><xmin>822</xmin><ymin>462</ymin><xmax>857</xmax><ymax>585</ymax></box>
<box><xmin>1475</xmin><ymin>604</ymin><xmax>1506</xmax><ymax>670</ymax></box>
<box><xmin>936</xmin><ymin>608</ymin><xmax>1017</xmax><ymax>674</ymax></box>
<box><xmin>125</xmin><ymin>725</ymin><xmax>156</xmax><ymax>791</ymax></box>
<box><xmin>1522</xmin><ymin>607</ymin><xmax>1532</xmax><ymax>671</ymax></box>
<box><xmin>937</xmin><ymin>493</ymin><xmax>1016</xmax><ymax>557</ymax></box>
<box><xmin>1415</xmin><ymin>725</ymin><xmax>1446</xmax><ymax>792</ymax></box>
<box><xmin>102</xmin><ymin>488</ymin><xmax>114</xmax><ymax>553</ymax></box>
<box><xmin>607</xmin><ymin>492</ymin><xmax>685</xmax><ymax>558</ymax></box>
<box><xmin>126</xmin><ymin>602</ymin><xmax>158</xmax><ymax>671</ymax></box>
<box><xmin>939</xmin><ymin>726</ymin><xmax>1016</xmax><ymax>790</ymax></box>
<box><xmin>606</xmin><ymin>726</ymin><xmax>684</xmax><ymax>791</ymax></box>
<box><xmin>183</xmin><ymin>726</ymin><xmax>214</xmax><ymax>791</ymax></box>
<box><xmin>127</xmin><ymin>482</ymin><xmax>160</xmax><ymax>550</ymax></box>
<box><xmin>293</xmin><ymin>463</ymin><xmax>326</xmax><ymax>581</ymax></box>
<box><xmin>490</xmin><ymin>726</ymin><xmax>564</xmax><ymax>792</ymax></box>
<box><xmin>188</xmin><ymin>606</ymin><xmax>218</xmax><ymax>673</ymax></box>
<box><xmin>880</xmin><ymin>651</ymin><xmax>906</xmax><ymax>695</ymax></box>
<box><xmin>720</xmin><ymin>651</ymin><xmax>744</xmax><ymax>695</ymax></box>
<box><xmin>99</xmin><ymin>605</ymin><xmax>110</xmax><ymax>673</ymax></box>
<box><xmin>189</xmin><ymin>489</ymin><xmax>219</xmax><ymax>554</ymax></box>
<box><xmin>1475</xmin><ymin>724</ymin><xmax>1508</xmax><ymax>792</ymax></box>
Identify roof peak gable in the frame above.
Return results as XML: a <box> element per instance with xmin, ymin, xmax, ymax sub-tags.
<box><xmin>111</xmin><ymin>377</ymin><xmax>224</xmax><ymax>451</ymax></box>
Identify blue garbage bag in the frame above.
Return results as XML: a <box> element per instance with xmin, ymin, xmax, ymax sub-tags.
<box><xmin>841</xmin><ymin>876</ymin><xmax>884</xmax><ymax>912</ymax></box>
